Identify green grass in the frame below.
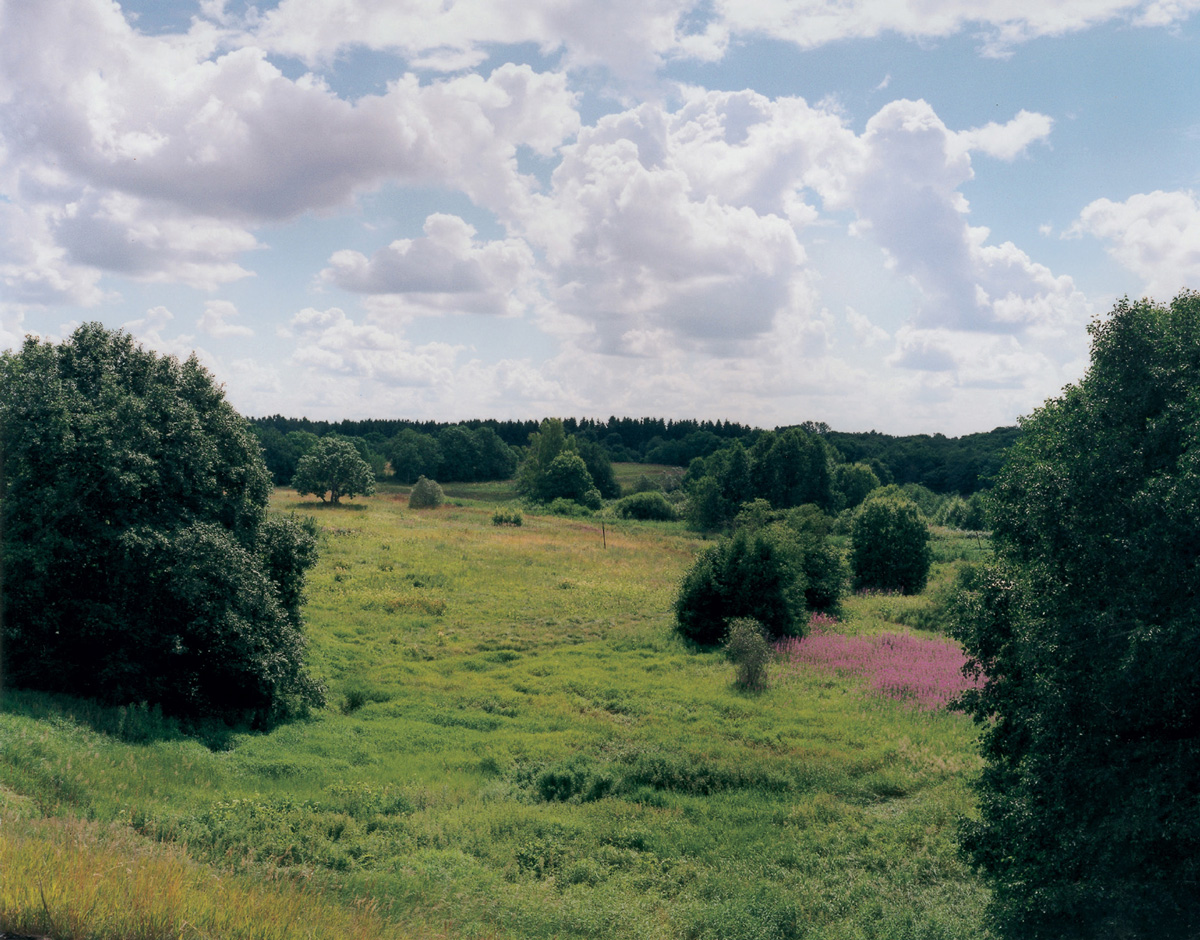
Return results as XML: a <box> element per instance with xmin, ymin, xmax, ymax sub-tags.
<box><xmin>1</xmin><ymin>491</ymin><xmax>991</xmax><ymax>940</ymax></box>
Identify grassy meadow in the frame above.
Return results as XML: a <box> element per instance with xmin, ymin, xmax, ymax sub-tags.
<box><xmin>1</xmin><ymin>479</ymin><xmax>992</xmax><ymax>940</ymax></box>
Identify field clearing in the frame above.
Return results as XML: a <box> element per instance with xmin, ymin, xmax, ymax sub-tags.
<box><xmin>1</xmin><ymin>490</ymin><xmax>991</xmax><ymax>940</ymax></box>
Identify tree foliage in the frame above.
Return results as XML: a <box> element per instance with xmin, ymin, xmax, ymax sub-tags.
<box><xmin>0</xmin><ymin>325</ymin><xmax>324</xmax><ymax>725</ymax></box>
<box><xmin>674</xmin><ymin>528</ymin><xmax>807</xmax><ymax>646</ymax></box>
<box><xmin>850</xmin><ymin>491</ymin><xmax>932</xmax><ymax>595</ymax></box>
<box><xmin>952</xmin><ymin>292</ymin><xmax>1200</xmax><ymax>938</ymax></box>
<box><xmin>515</xmin><ymin>418</ymin><xmax>602</xmax><ymax>507</ymax></box>
<box><xmin>292</xmin><ymin>437</ymin><xmax>377</xmax><ymax>505</ymax></box>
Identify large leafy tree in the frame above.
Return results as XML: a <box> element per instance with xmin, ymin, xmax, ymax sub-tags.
<box><xmin>952</xmin><ymin>292</ymin><xmax>1200</xmax><ymax>937</ymax></box>
<box><xmin>0</xmin><ymin>325</ymin><xmax>324</xmax><ymax>725</ymax></box>
<box><xmin>292</xmin><ymin>436</ymin><xmax>376</xmax><ymax>505</ymax></box>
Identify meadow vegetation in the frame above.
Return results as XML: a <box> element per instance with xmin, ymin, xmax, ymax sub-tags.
<box><xmin>1</xmin><ymin>481</ymin><xmax>993</xmax><ymax>940</ymax></box>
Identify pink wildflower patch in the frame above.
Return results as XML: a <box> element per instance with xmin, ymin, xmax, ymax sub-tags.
<box><xmin>776</xmin><ymin>617</ymin><xmax>982</xmax><ymax>710</ymax></box>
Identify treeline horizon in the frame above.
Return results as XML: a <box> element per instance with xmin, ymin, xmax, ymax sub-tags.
<box><xmin>249</xmin><ymin>414</ymin><xmax>1017</xmax><ymax>497</ymax></box>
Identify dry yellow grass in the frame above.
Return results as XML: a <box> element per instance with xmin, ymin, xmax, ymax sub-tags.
<box><xmin>0</xmin><ymin>814</ymin><xmax>414</xmax><ymax>940</ymax></box>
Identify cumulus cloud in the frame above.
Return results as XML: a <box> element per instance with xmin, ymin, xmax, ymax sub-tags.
<box><xmin>835</xmin><ymin>99</ymin><xmax>1085</xmax><ymax>335</ymax></box>
<box><xmin>245</xmin><ymin>0</ymin><xmax>1197</xmax><ymax>81</ymax></box>
<box><xmin>712</xmin><ymin>0</ymin><xmax>1200</xmax><ymax>57</ymax></box>
<box><xmin>250</xmin><ymin>0</ymin><xmax>722</xmax><ymax>82</ymax></box>
<box><xmin>0</xmin><ymin>1</ymin><xmax>578</xmax><ymax>290</ymax></box>
<box><xmin>515</xmin><ymin>92</ymin><xmax>853</xmax><ymax>356</ymax></box>
<box><xmin>198</xmin><ymin>299</ymin><xmax>254</xmax><ymax>338</ymax></box>
<box><xmin>0</xmin><ymin>203</ymin><xmax>107</xmax><ymax>306</ymax></box>
<box><xmin>955</xmin><ymin>110</ymin><xmax>1054</xmax><ymax>160</ymax></box>
<box><xmin>322</xmin><ymin>214</ymin><xmax>539</xmax><ymax>318</ymax></box>
<box><xmin>53</xmin><ymin>192</ymin><xmax>257</xmax><ymax>289</ymax></box>
<box><xmin>288</xmin><ymin>306</ymin><xmax>462</xmax><ymax>387</ymax></box>
<box><xmin>1069</xmin><ymin>190</ymin><xmax>1200</xmax><ymax>298</ymax></box>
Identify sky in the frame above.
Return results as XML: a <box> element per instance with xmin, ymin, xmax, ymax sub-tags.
<box><xmin>1</xmin><ymin>1</ymin><xmax>1199</xmax><ymax>435</ymax></box>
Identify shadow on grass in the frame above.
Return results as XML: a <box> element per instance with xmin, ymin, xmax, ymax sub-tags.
<box><xmin>0</xmin><ymin>687</ymin><xmax>255</xmax><ymax>751</ymax></box>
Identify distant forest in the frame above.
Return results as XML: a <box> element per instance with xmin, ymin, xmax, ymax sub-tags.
<box><xmin>249</xmin><ymin>415</ymin><xmax>1016</xmax><ymax>497</ymax></box>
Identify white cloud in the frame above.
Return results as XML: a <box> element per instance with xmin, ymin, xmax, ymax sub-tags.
<box><xmin>955</xmin><ymin>110</ymin><xmax>1054</xmax><ymax>160</ymax></box>
<box><xmin>251</xmin><ymin>0</ymin><xmax>720</xmax><ymax>83</ymax></box>
<box><xmin>712</xmin><ymin>0</ymin><xmax>1200</xmax><ymax>57</ymax></box>
<box><xmin>322</xmin><ymin>214</ymin><xmax>539</xmax><ymax>318</ymax></box>
<box><xmin>0</xmin><ymin>203</ymin><xmax>107</xmax><ymax>306</ymax></box>
<box><xmin>835</xmin><ymin>99</ymin><xmax>1085</xmax><ymax>335</ymax></box>
<box><xmin>288</xmin><ymin>306</ymin><xmax>462</xmax><ymax>387</ymax></box>
<box><xmin>245</xmin><ymin>0</ymin><xmax>1198</xmax><ymax>82</ymax></box>
<box><xmin>198</xmin><ymin>299</ymin><xmax>255</xmax><ymax>338</ymax></box>
<box><xmin>0</xmin><ymin>2</ymin><xmax>579</xmax><ymax>290</ymax></box>
<box><xmin>53</xmin><ymin>192</ymin><xmax>258</xmax><ymax>290</ymax></box>
<box><xmin>1069</xmin><ymin>190</ymin><xmax>1200</xmax><ymax>298</ymax></box>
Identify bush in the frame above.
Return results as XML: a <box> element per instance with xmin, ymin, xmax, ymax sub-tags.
<box><xmin>675</xmin><ymin>528</ymin><xmax>806</xmax><ymax>646</ymax></box>
<box><xmin>545</xmin><ymin>497</ymin><xmax>593</xmax><ymax>517</ymax></box>
<box><xmin>0</xmin><ymin>325</ymin><xmax>324</xmax><ymax>725</ymax></box>
<box><xmin>850</xmin><ymin>494</ymin><xmax>932</xmax><ymax>595</ymax></box>
<box><xmin>724</xmin><ymin>618</ymin><xmax>771</xmax><ymax>691</ymax></box>
<box><xmin>613</xmin><ymin>491</ymin><xmax>676</xmax><ymax>521</ymax></box>
<box><xmin>408</xmin><ymin>475</ymin><xmax>445</xmax><ymax>509</ymax></box>
<box><xmin>492</xmin><ymin>508</ymin><xmax>523</xmax><ymax>526</ymax></box>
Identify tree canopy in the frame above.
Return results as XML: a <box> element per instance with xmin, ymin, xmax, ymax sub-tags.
<box><xmin>952</xmin><ymin>292</ymin><xmax>1200</xmax><ymax>937</ymax></box>
<box><xmin>292</xmin><ymin>437</ymin><xmax>377</xmax><ymax>505</ymax></box>
<box><xmin>0</xmin><ymin>325</ymin><xmax>324</xmax><ymax>725</ymax></box>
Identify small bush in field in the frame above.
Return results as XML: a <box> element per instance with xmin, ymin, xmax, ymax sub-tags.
<box><xmin>408</xmin><ymin>475</ymin><xmax>445</xmax><ymax>509</ymax></box>
<box><xmin>492</xmin><ymin>508</ymin><xmax>523</xmax><ymax>526</ymax></box>
<box><xmin>614</xmin><ymin>491</ymin><xmax>677</xmax><ymax>521</ymax></box>
<box><xmin>724</xmin><ymin>618</ymin><xmax>771</xmax><ymax>692</ymax></box>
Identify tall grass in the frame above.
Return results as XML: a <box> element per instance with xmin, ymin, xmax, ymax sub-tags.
<box><xmin>0</xmin><ymin>816</ymin><xmax>409</xmax><ymax>940</ymax></box>
<box><xmin>1</xmin><ymin>490</ymin><xmax>992</xmax><ymax>940</ymax></box>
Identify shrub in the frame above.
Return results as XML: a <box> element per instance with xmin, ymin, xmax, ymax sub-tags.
<box><xmin>492</xmin><ymin>508</ymin><xmax>524</xmax><ymax>526</ymax></box>
<box><xmin>724</xmin><ymin>618</ymin><xmax>771</xmax><ymax>691</ymax></box>
<box><xmin>850</xmin><ymin>494</ymin><xmax>932</xmax><ymax>595</ymax></box>
<box><xmin>674</xmin><ymin>528</ymin><xmax>806</xmax><ymax>646</ymax></box>
<box><xmin>545</xmin><ymin>497</ymin><xmax>593</xmax><ymax>517</ymax></box>
<box><xmin>613</xmin><ymin>491</ymin><xmax>677</xmax><ymax>521</ymax></box>
<box><xmin>408</xmin><ymin>475</ymin><xmax>445</xmax><ymax>509</ymax></box>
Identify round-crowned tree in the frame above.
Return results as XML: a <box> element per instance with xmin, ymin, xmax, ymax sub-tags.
<box><xmin>674</xmin><ymin>528</ymin><xmax>806</xmax><ymax>646</ymax></box>
<box><xmin>952</xmin><ymin>292</ymin><xmax>1200</xmax><ymax>937</ymax></box>
<box><xmin>850</xmin><ymin>492</ymin><xmax>932</xmax><ymax>595</ymax></box>
<box><xmin>292</xmin><ymin>437</ymin><xmax>376</xmax><ymax>505</ymax></box>
<box><xmin>0</xmin><ymin>325</ymin><xmax>324</xmax><ymax>725</ymax></box>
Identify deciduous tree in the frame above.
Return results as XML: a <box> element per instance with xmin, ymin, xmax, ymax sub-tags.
<box><xmin>292</xmin><ymin>437</ymin><xmax>376</xmax><ymax>505</ymax></box>
<box><xmin>952</xmin><ymin>292</ymin><xmax>1200</xmax><ymax>937</ymax></box>
<box><xmin>0</xmin><ymin>325</ymin><xmax>324</xmax><ymax>725</ymax></box>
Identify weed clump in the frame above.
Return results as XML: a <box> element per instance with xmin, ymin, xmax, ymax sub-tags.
<box><xmin>724</xmin><ymin>618</ymin><xmax>771</xmax><ymax>692</ymax></box>
<box><xmin>408</xmin><ymin>475</ymin><xmax>445</xmax><ymax>509</ymax></box>
<box><xmin>492</xmin><ymin>508</ymin><xmax>523</xmax><ymax>526</ymax></box>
